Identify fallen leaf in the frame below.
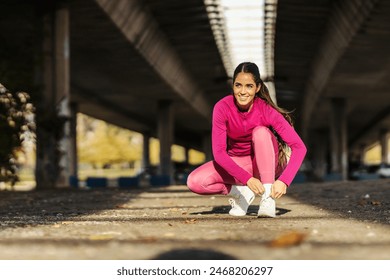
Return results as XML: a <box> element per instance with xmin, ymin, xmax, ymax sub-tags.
<box><xmin>357</xmin><ymin>199</ymin><xmax>367</xmax><ymax>206</ymax></box>
<box><xmin>371</xmin><ymin>201</ymin><xmax>381</xmax><ymax>206</ymax></box>
<box><xmin>184</xmin><ymin>218</ymin><xmax>197</xmax><ymax>224</ymax></box>
<box><xmin>267</xmin><ymin>231</ymin><xmax>307</xmax><ymax>248</ymax></box>
<box><xmin>138</xmin><ymin>236</ymin><xmax>157</xmax><ymax>243</ymax></box>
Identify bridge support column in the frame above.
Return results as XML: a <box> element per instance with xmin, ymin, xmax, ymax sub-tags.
<box><xmin>68</xmin><ymin>102</ymin><xmax>78</xmax><ymax>183</ymax></box>
<box><xmin>311</xmin><ymin>129</ymin><xmax>328</xmax><ymax>180</ymax></box>
<box><xmin>35</xmin><ymin>3</ymin><xmax>74</xmax><ymax>188</ymax></box>
<box><xmin>142</xmin><ymin>133</ymin><xmax>151</xmax><ymax>173</ymax></box>
<box><xmin>157</xmin><ymin>100</ymin><xmax>174</xmax><ymax>182</ymax></box>
<box><xmin>202</xmin><ymin>131</ymin><xmax>212</xmax><ymax>162</ymax></box>
<box><xmin>184</xmin><ymin>147</ymin><xmax>190</xmax><ymax>166</ymax></box>
<box><xmin>380</xmin><ymin>129</ymin><xmax>389</xmax><ymax>165</ymax></box>
<box><xmin>329</xmin><ymin>98</ymin><xmax>348</xmax><ymax>180</ymax></box>
<box><xmin>359</xmin><ymin>144</ymin><xmax>367</xmax><ymax>165</ymax></box>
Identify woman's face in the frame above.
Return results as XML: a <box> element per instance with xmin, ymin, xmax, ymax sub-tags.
<box><xmin>233</xmin><ymin>72</ymin><xmax>260</xmax><ymax>111</ymax></box>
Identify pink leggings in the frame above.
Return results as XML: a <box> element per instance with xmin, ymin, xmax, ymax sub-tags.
<box><xmin>187</xmin><ymin>126</ymin><xmax>283</xmax><ymax>195</ymax></box>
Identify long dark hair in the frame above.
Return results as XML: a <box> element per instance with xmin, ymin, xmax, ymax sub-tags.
<box><xmin>233</xmin><ymin>62</ymin><xmax>292</xmax><ymax>166</ymax></box>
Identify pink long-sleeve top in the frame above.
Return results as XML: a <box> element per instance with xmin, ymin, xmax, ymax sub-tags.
<box><xmin>212</xmin><ymin>95</ymin><xmax>307</xmax><ymax>186</ymax></box>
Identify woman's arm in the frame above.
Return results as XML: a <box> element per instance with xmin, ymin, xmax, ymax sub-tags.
<box><xmin>263</xmin><ymin>104</ymin><xmax>307</xmax><ymax>187</ymax></box>
<box><xmin>211</xmin><ymin>103</ymin><xmax>253</xmax><ymax>185</ymax></box>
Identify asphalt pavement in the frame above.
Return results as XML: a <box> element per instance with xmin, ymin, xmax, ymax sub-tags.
<box><xmin>0</xmin><ymin>179</ymin><xmax>389</xmax><ymax>259</ymax></box>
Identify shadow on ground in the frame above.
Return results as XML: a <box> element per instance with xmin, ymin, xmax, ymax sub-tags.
<box><xmin>287</xmin><ymin>179</ymin><xmax>390</xmax><ymax>225</ymax></box>
<box><xmin>190</xmin><ymin>205</ymin><xmax>291</xmax><ymax>217</ymax></box>
<box><xmin>152</xmin><ymin>248</ymin><xmax>236</xmax><ymax>260</ymax></box>
<box><xmin>0</xmin><ymin>188</ymin><xmax>144</xmax><ymax>229</ymax></box>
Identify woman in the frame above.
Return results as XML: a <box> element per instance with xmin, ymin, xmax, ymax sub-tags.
<box><xmin>187</xmin><ymin>62</ymin><xmax>307</xmax><ymax>217</ymax></box>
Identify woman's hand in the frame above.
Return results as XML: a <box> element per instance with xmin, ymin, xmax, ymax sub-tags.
<box><xmin>246</xmin><ymin>177</ymin><xmax>265</xmax><ymax>195</ymax></box>
<box><xmin>271</xmin><ymin>180</ymin><xmax>287</xmax><ymax>199</ymax></box>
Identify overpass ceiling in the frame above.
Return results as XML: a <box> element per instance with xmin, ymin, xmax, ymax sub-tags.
<box><xmin>274</xmin><ymin>0</ymin><xmax>390</xmax><ymax>151</ymax></box>
<box><xmin>69</xmin><ymin>0</ymin><xmax>229</xmax><ymax>148</ymax></box>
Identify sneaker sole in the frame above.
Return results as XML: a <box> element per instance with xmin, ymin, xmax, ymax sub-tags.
<box><xmin>228</xmin><ymin>194</ymin><xmax>255</xmax><ymax>217</ymax></box>
<box><xmin>228</xmin><ymin>211</ymin><xmax>246</xmax><ymax>216</ymax></box>
<box><xmin>257</xmin><ymin>212</ymin><xmax>276</xmax><ymax>218</ymax></box>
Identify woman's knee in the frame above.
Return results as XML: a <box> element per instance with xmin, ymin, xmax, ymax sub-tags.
<box><xmin>252</xmin><ymin>126</ymin><xmax>278</xmax><ymax>155</ymax></box>
<box><xmin>186</xmin><ymin>169</ymin><xmax>206</xmax><ymax>194</ymax></box>
<box><xmin>252</xmin><ymin>126</ymin><xmax>273</xmax><ymax>141</ymax></box>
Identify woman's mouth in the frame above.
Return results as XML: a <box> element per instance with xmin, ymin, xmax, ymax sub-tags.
<box><xmin>238</xmin><ymin>95</ymin><xmax>249</xmax><ymax>101</ymax></box>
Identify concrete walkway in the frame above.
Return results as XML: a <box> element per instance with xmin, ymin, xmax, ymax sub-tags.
<box><xmin>0</xmin><ymin>179</ymin><xmax>389</xmax><ymax>259</ymax></box>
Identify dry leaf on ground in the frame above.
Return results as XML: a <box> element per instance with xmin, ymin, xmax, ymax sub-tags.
<box><xmin>138</xmin><ymin>236</ymin><xmax>158</xmax><ymax>243</ymax></box>
<box><xmin>267</xmin><ymin>231</ymin><xmax>307</xmax><ymax>248</ymax></box>
<box><xmin>184</xmin><ymin>219</ymin><xmax>197</xmax><ymax>224</ymax></box>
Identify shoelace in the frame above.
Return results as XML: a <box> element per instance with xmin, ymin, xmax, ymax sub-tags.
<box><xmin>229</xmin><ymin>196</ymin><xmax>247</xmax><ymax>209</ymax></box>
<box><xmin>228</xmin><ymin>198</ymin><xmax>236</xmax><ymax>208</ymax></box>
<box><xmin>260</xmin><ymin>197</ymin><xmax>272</xmax><ymax>208</ymax></box>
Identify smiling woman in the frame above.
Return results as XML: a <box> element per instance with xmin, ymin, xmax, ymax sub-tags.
<box><xmin>233</xmin><ymin>72</ymin><xmax>260</xmax><ymax>112</ymax></box>
<box><xmin>187</xmin><ymin>62</ymin><xmax>307</xmax><ymax>218</ymax></box>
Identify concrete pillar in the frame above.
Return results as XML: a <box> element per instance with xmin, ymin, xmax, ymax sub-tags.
<box><xmin>202</xmin><ymin>131</ymin><xmax>212</xmax><ymax>162</ymax></box>
<box><xmin>184</xmin><ymin>147</ymin><xmax>190</xmax><ymax>166</ymax></box>
<box><xmin>311</xmin><ymin>129</ymin><xmax>328</xmax><ymax>180</ymax></box>
<box><xmin>55</xmin><ymin>5</ymin><xmax>71</xmax><ymax>187</ymax></box>
<box><xmin>142</xmin><ymin>132</ymin><xmax>150</xmax><ymax>171</ymax></box>
<box><xmin>380</xmin><ymin>129</ymin><xmax>389</xmax><ymax>165</ymax></box>
<box><xmin>35</xmin><ymin>2</ymin><xmax>72</xmax><ymax>189</ymax></box>
<box><xmin>329</xmin><ymin>98</ymin><xmax>348</xmax><ymax>180</ymax></box>
<box><xmin>157</xmin><ymin>100</ymin><xmax>174</xmax><ymax>181</ymax></box>
<box><xmin>359</xmin><ymin>144</ymin><xmax>366</xmax><ymax>165</ymax></box>
<box><xmin>68</xmin><ymin>102</ymin><xmax>78</xmax><ymax>179</ymax></box>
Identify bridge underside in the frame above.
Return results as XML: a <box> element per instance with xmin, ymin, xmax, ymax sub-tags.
<box><xmin>2</xmin><ymin>0</ymin><xmax>389</xmax><ymax>185</ymax></box>
<box><xmin>274</xmin><ymin>0</ymin><xmax>390</xmax><ymax>160</ymax></box>
<box><xmin>70</xmin><ymin>0</ymin><xmax>230</xmax><ymax>150</ymax></box>
<box><xmin>1</xmin><ymin>0</ymin><xmax>230</xmax><ymax>151</ymax></box>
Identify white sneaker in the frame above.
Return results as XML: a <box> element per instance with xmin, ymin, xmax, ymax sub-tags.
<box><xmin>228</xmin><ymin>185</ymin><xmax>255</xmax><ymax>216</ymax></box>
<box><xmin>257</xmin><ymin>196</ymin><xmax>276</xmax><ymax>218</ymax></box>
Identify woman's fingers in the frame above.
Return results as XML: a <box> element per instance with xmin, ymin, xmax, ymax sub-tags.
<box><xmin>271</xmin><ymin>181</ymin><xmax>287</xmax><ymax>199</ymax></box>
<box><xmin>250</xmin><ymin>186</ymin><xmax>259</xmax><ymax>195</ymax></box>
<box><xmin>258</xmin><ymin>184</ymin><xmax>265</xmax><ymax>195</ymax></box>
<box><xmin>247</xmin><ymin>177</ymin><xmax>263</xmax><ymax>195</ymax></box>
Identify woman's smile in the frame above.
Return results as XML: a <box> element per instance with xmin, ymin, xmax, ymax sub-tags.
<box><xmin>237</xmin><ymin>95</ymin><xmax>249</xmax><ymax>101</ymax></box>
<box><xmin>233</xmin><ymin>72</ymin><xmax>260</xmax><ymax>111</ymax></box>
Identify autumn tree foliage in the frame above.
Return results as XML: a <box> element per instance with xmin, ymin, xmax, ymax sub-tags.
<box><xmin>0</xmin><ymin>83</ymin><xmax>35</xmax><ymax>185</ymax></box>
<box><xmin>77</xmin><ymin>114</ymin><xmax>142</xmax><ymax>168</ymax></box>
